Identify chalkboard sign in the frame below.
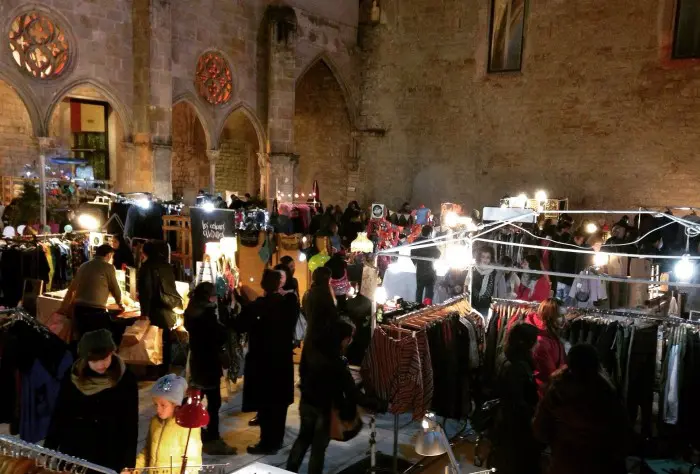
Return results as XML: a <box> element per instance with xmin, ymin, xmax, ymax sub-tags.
<box><xmin>190</xmin><ymin>207</ymin><xmax>237</xmax><ymax>267</ymax></box>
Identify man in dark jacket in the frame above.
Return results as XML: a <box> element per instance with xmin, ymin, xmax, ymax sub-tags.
<box><xmin>137</xmin><ymin>240</ymin><xmax>182</xmax><ymax>376</ymax></box>
<box><xmin>411</xmin><ymin>225</ymin><xmax>441</xmax><ymax>304</ymax></box>
<box><xmin>553</xmin><ymin>230</ymin><xmax>585</xmax><ymax>304</ymax></box>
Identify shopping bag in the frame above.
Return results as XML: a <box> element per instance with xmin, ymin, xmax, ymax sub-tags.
<box><xmin>119</xmin><ymin>324</ymin><xmax>163</xmax><ymax>365</ymax></box>
<box><xmin>121</xmin><ymin>320</ymin><xmax>150</xmax><ymax>347</ymax></box>
<box><xmin>294</xmin><ymin>313</ymin><xmax>307</xmax><ymax>345</ymax></box>
<box><xmin>330</xmin><ymin>406</ymin><xmax>363</xmax><ymax>442</ymax></box>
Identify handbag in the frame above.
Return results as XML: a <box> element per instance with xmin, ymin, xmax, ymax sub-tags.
<box><xmin>470</xmin><ymin>398</ymin><xmax>501</xmax><ymax>433</ymax></box>
<box><xmin>330</xmin><ymin>406</ymin><xmax>363</xmax><ymax>442</ymax></box>
<box><xmin>218</xmin><ymin>345</ymin><xmax>232</xmax><ymax>370</ymax></box>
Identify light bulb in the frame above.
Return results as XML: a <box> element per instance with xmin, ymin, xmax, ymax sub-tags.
<box><xmin>298</xmin><ymin>252</ymin><xmax>307</xmax><ymax>262</ymax></box>
<box><xmin>586</xmin><ymin>222</ymin><xmax>598</xmax><ymax>234</ymax></box>
<box><xmin>202</xmin><ymin>202</ymin><xmax>215</xmax><ymax>213</ymax></box>
<box><xmin>444</xmin><ymin>211</ymin><xmax>459</xmax><ymax>228</ymax></box>
<box><xmin>535</xmin><ymin>190</ymin><xmax>547</xmax><ymax>202</ymax></box>
<box><xmin>374</xmin><ymin>286</ymin><xmax>388</xmax><ymax>305</ymax></box>
<box><xmin>136</xmin><ymin>198</ymin><xmax>151</xmax><ymax>209</ymax></box>
<box><xmin>593</xmin><ymin>252</ymin><xmax>609</xmax><ymax>267</ymax></box>
<box><xmin>446</xmin><ymin>244</ymin><xmax>473</xmax><ymax>270</ymax></box>
<box><xmin>77</xmin><ymin>213</ymin><xmax>100</xmax><ymax>230</ymax></box>
<box><xmin>675</xmin><ymin>255</ymin><xmax>694</xmax><ymax>282</ymax></box>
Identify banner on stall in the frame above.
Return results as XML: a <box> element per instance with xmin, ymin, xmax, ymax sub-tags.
<box><xmin>190</xmin><ymin>207</ymin><xmax>237</xmax><ymax>267</ymax></box>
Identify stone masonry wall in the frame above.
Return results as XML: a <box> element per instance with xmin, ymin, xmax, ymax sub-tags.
<box><xmin>217</xmin><ymin>111</ymin><xmax>260</xmax><ymax>196</ymax></box>
<box><xmin>0</xmin><ymin>81</ymin><xmax>39</xmax><ymax>177</ymax></box>
<box><xmin>295</xmin><ymin>61</ymin><xmax>352</xmax><ymax>207</ymax></box>
<box><xmin>172</xmin><ymin>102</ymin><xmax>209</xmax><ymax>196</ymax></box>
<box><xmin>359</xmin><ymin>0</ymin><xmax>700</xmax><ymax>212</ymax></box>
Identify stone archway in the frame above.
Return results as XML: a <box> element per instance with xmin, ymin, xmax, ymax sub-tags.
<box><xmin>294</xmin><ymin>59</ymin><xmax>352</xmax><ymax>207</ymax></box>
<box><xmin>0</xmin><ymin>79</ymin><xmax>39</xmax><ymax>177</ymax></box>
<box><xmin>171</xmin><ymin>101</ymin><xmax>210</xmax><ymax>198</ymax></box>
<box><xmin>217</xmin><ymin>109</ymin><xmax>262</xmax><ymax>199</ymax></box>
<box><xmin>47</xmin><ymin>85</ymin><xmax>126</xmax><ymax>186</ymax></box>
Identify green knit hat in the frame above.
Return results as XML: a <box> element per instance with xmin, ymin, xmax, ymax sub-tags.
<box><xmin>78</xmin><ymin>329</ymin><xmax>117</xmax><ymax>361</ymax></box>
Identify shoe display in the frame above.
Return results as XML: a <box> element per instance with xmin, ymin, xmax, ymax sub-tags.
<box><xmin>248</xmin><ymin>416</ymin><xmax>259</xmax><ymax>426</ymax></box>
<box><xmin>203</xmin><ymin>439</ymin><xmax>238</xmax><ymax>456</ymax></box>
<box><xmin>246</xmin><ymin>443</ymin><xmax>278</xmax><ymax>455</ymax></box>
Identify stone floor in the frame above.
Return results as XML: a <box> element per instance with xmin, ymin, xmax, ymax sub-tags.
<box><xmin>135</xmin><ymin>371</ymin><xmax>485</xmax><ymax>474</ymax></box>
<box><xmin>0</xmin><ymin>366</ymin><xmax>484</xmax><ymax>474</ymax></box>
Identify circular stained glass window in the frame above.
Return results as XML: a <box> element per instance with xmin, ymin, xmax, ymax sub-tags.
<box><xmin>195</xmin><ymin>51</ymin><xmax>233</xmax><ymax>105</ymax></box>
<box><xmin>8</xmin><ymin>11</ymin><xmax>70</xmax><ymax>79</ymax></box>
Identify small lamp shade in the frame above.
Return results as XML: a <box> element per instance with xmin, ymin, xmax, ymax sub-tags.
<box><xmin>351</xmin><ymin>232</ymin><xmax>374</xmax><ymax>253</ymax></box>
<box><xmin>415</xmin><ymin>430</ymin><xmax>447</xmax><ymax>457</ymax></box>
<box><xmin>176</xmin><ymin>389</ymin><xmax>210</xmax><ymax>429</ymax></box>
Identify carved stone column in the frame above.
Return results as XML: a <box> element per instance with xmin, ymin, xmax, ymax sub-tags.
<box><xmin>206</xmin><ymin>149</ymin><xmax>220</xmax><ymax>194</ymax></box>
<box><xmin>268</xmin><ymin>152</ymin><xmax>298</xmax><ymax>203</ymax></box>
<box><xmin>37</xmin><ymin>137</ymin><xmax>56</xmax><ymax>228</ymax></box>
<box><xmin>256</xmin><ymin>152</ymin><xmax>270</xmax><ymax>203</ymax></box>
<box><xmin>152</xmin><ymin>145</ymin><xmax>172</xmax><ymax>200</ymax></box>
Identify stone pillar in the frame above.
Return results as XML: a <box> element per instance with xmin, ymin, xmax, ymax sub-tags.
<box><xmin>206</xmin><ymin>150</ymin><xmax>220</xmax><ymax>194</ymax></box>
<box><xmin>37</xmin><ymin>137</ymin><xmax>56</xmax><ymax>228</ymax></box>
<box><xmin>257</xmin><ymin>152</ymin><xmax>270</xmax><ymax>203</ymax></box>
<box><xmin>132</xmin><ymin>0</ymin><xmax>173</xmax><ymax>198</ymax></box>
<box><xmin>267</xmin><ymin>21</ymin><xmax>297</xmax><ymax>156</ymax></box>
<box><xmin>269</xmin><ymin>152</ymin><xmax>298</xmax><ymax>202</ymax></box>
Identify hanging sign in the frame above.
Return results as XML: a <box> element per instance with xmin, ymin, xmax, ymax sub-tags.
<box><xmin>190</xmin><ymin>207</ymin><xmax>237</xmax><ymax>267</ymax></box>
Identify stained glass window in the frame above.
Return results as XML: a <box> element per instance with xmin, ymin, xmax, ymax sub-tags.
<box><xmin>8</xmin><ymin>11</ymin><xmax>70</xmax><ymax>79</ymax></box>
<box><xmin>195</xmin><ymin>52</ymin><xmax>233</xmax><ymax>105</ymax></box>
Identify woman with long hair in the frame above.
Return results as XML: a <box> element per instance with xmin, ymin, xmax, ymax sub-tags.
<box><xmin>490</xmin><ymin>322</ymin><xmax>541</xmax><ymax>474</ymax></box>
<box><xmin>237</xmin><ymin>269</ymin><xmax>299</xmax><ymax>454</ymax></box>
<box><xmin>471</xmin><ymin>246</ymin><xmax>506</xmax><ymax>314</ymax></box>
<box><xmin>303</xmin><ymin>267</ymin><xmax>338</xmax><ymax>352</ymax></box>
<box><xmin>523</xmin><ymin>298</ymin><xmax>566</xmax><ymax>397</ymax></box>
<box><xmin>496</xmin><ymin>255</ymin><xmax>520</xmax><ymax>299</ymax></box>
<box><xmin>516</xmin><ymin>254</ymin><xmax>551</xmax><ymax>302</ymax></box>
<box><xmin>534</xmin><ymin>344</ymin><xmax>631</xmax><ymax>474</ymax></box>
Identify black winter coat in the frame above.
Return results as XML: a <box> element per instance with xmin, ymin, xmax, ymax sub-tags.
<box><xmin>411</xmin><ymin>236</ymin><xmax>441</xmax><ymax>281</ymax></box>
<box><xmin>185</xmin><ymin>302</ymin><xmax>227</xmax><ymax>389</ymax></box>
<box><xmin>137</xmin><ymin>259</ymin><xmax>180</xmax><ymax>329</ymax></box>
<box><xmin>490</xmin><ymin>354</ymin><xmax>541</xmax><ymax>474</ymax></box>
<box><xmin>533</xmin><ymin>370</ymin><xmax>630</xmax><ymax>474</ymax></box>
<box><xmin>237</xmin><ymin>292</ymin><xmax>298</xmax><ymax>412</ymax></box>
<box><xmin>44</xmin><ymin>358</ymin><xmax>139</xmax><ymax>472</ymax></box>
<box><xmin>302</xmin><ymin>285</ymin><xmax>339</xmax><ymax>352</ymax></box>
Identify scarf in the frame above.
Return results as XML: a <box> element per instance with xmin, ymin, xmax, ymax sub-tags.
<box><xmin>71</xmin><ymin>356</ymin><xmax>126</xmax><ymax>396</ymax></box>
<box><xmin>476</xmin><ymin>266</ymin><xmax>494</xmax><ymax>298</ymax></box>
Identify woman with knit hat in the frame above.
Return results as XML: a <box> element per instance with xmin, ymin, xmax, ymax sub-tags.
<box><xmin>45</xmin><ymin>329</ymin><xmax>139</xmax><ymax>472</ymax></box>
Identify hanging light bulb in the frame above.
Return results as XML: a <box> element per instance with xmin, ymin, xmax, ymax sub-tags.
<box><xmin>374</xmin><ymin>286</ymin><xmax>388</xmax><ymax>305</ymax></box>
<box><xmin>675</xmin><ymin>254</ymin><xmax>694</xmax><ymax>282</ymax></box>
<box><xmin>586</xmin><ymin>222</ymin><xmax>598</xmax><ymax>234</ymax></box>
<box><xmin>593</xmin><ymin>252</ymin><xmax>609</xmax><ymax>267</ymax></box>
<box><xmin>202</xmin><ymin>202</ymin><xmax>215</xmax><ymax>213</ymax></box>
<box><xmin>535</xmin><ymin>190</ymin><xmax>547</xmax><ymax>202</ymax></box>
<box><xmin>444</xmin><ymin>211</ymin><xmax>459</xmax><ymax>228</ymax></box>
<box><xmin>298</xmin><ymin>251</ymin><xmax>307</xmax><ymax>262</ymax></box>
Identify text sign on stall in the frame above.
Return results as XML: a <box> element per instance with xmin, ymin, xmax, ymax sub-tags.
<box><xmin>190</xmin><ymin>207</ymin><xmax>237</xmax><ymax>267</ymax></box>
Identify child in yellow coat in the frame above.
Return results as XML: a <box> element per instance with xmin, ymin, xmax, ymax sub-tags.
<box><xmin>135</xmin><ymin>375</ymin><xmax>202</xmax><ymax>473</ymax></box>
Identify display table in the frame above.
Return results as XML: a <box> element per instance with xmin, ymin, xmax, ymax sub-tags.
<box><xmin>382</xmin><ymin>268</ymin><xmax>448</xmax><ymax>304</ymax></box>
<box><xmin>37</xmin><ymin>290</ymin><xmax>141</xmax><ymax>323</ymax></box>
<box><xmin>229</xmin><ymin>462</ymin><xmax>295</xmax><ymax>474</ymax></box>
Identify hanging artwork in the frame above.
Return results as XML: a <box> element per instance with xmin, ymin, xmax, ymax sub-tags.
<box><xmin>8</xmin><ymin>11</ymin><xmax>70</xmax><ymax>79</ymax></box>
<box><xmin>194</xmin><ymin>51</ymin><xmax>233</xmax><ymax>105</ymax></box>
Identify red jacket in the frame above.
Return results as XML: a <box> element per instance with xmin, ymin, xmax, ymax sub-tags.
<box><xmin>516</xmin><ymin>276</ymin><xmax>551</xmax><ymax>302</ymax></box>
<box><xmin>523</xmin><ymin>311</ymin><xmax>565</xmax><ymax>398</ymax></box>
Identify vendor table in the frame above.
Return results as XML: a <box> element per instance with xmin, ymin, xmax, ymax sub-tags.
<box><xmin>37</xmin><ymin>290</ymin><xmax>140</xmax><ymax>323</ymax></box>
<box><xmin>381</xmin><ymin>270</ymin><xmax>449</xmax><ymax>304</ymax></box>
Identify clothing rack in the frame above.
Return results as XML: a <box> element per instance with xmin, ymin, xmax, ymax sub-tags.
<box><xmin>392</xmin><ymin>294</ymin><xmax>472</xmax><ymax>323</ymax></box>
<box><xmin>123</xmin><ymin>462</ymin><xmax>230</xmax><ymax>474</ymax></box>
<box><xmin>490</xmin><ymin>297</ymin><xmax>700</xmax><ymax>328</ymax></box>
<box><xmin>0</xmin><ymin>435</ymin><xmax>118</xmax><ymax>474</ymax></box>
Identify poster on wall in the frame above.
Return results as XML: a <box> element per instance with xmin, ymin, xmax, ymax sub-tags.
<box><xmin>190</xmin><ymin>207</ymin><xmax>237</xmax><ymax>267</ymax></box>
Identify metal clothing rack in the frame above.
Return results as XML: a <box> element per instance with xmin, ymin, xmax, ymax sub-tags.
<box><xmin>0</xmin><ymin>435</ymin><xmax>118</xmax><ymax>474</ymax></box>
<box><xmin>123</xmin><ymin>462</ymin><xmax>230</xmax><ymax>474</ymax></box>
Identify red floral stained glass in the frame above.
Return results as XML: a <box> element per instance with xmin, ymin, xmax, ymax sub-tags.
<box><xmin>8</xmin><ymin>12</ymin><xmax>70</xmax><ymax>79</ymax></box>
<box><xmin>195</xmin><ymin>52</ymin><xmax>233</xmax><ymax>105</ymax></box>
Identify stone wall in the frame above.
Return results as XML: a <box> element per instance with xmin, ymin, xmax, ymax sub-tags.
<box><xmin>359</xmin><ymin>0</ymin><xmax>700</xmax><ymax>211</ymax></box>
<box><xmin>172</xmin><ymin>102</ymin><xmax>209</xmax><ymax>197</ymax></box>
<box><xmin>295</xmin><ymin>61</ymin><xmax>352</xmax><ymax>207</ymax></box>
<box><xmin>0</xmin><ymin>81</ymin><xmax>38</xmax><ymax>177</ymax></box>
<box><xmin>217</xmin><ymin>111</ymin><xmax>260</xmax><ymax>196</ymax></box>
